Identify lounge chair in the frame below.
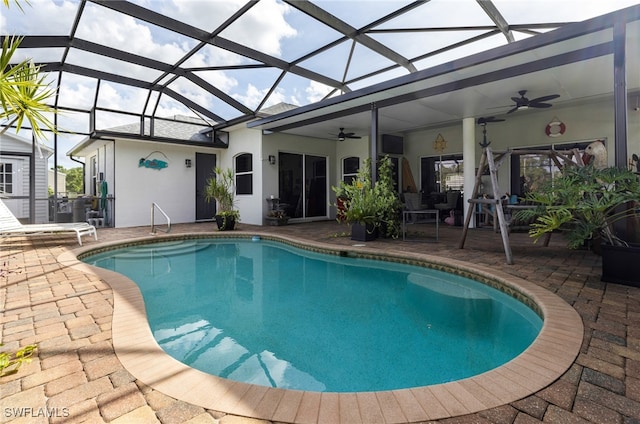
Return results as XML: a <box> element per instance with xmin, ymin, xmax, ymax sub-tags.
<box><xmin>0</xmin><ymin>199</ymin><xmax>97</xmax><ymax>245</ymax></box>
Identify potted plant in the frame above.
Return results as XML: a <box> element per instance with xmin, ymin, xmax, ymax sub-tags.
<box><xmin>266</xmin><ymin>208</ymin><xmax>289</xmax><ymax>226</ymax></box>
<box><xmin>203</xmin><ymin>167</ymin><xmax>240</xmax><ymax>231</ymax></box>
<box><xmin>515</xmin><ymin>165</ymin><xmax>640</xmax><ymax>286</ymax></box>
<box><xmin>332</xmin><ymin>155</ymin><xmax>402</xmax><ymax>241</ymax></box>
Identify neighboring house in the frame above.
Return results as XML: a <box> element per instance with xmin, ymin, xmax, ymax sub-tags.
<box><xmin>48</xmin><ymin>169</ymin><xmax>67</xmax><ymax>196</ymax></box>
<box><xmin>0</xmin><ymin>132</ymin><xmax>52</xmax><ymax>224</ymax></box>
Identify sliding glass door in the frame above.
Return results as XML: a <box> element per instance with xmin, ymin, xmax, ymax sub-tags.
<box><xmin>278</xmin><ymin>152</ymin><xmax>327</xmax><ymax>220</ymax></box>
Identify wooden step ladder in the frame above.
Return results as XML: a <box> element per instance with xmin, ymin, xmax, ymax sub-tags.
<box><xmin>459</xmin><ymin>146</ymin><xmax>586</xmax><ymax>264</ymax></box>
<box><xmin>458</xmin><ymin>146</ymin><xmax>514</xmax><ymax>264</ymax></box>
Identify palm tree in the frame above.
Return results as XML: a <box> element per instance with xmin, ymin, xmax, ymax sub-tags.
<box><xmin>1</xmin><ymin>0</ymin><xmax>57</xmax><ymax>144</ymax></box>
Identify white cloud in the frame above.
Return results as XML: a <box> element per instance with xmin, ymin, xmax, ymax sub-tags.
<box><xmin>233</xmin><ymin>83</ymin><xmax>267</xmax><ymax>110</ymax></box>
<box><xmin>191</xmin><ymin>70</ymin><xmax>239</xmax><ymax>94</ymax></box>
<box><xmin>76</xmin><ymin>3</ymin><xmax>190</xmax><ymax>64</ymax></box>
<box><xmin>219</xmin><ymin>0</ymin><xmax>297</xmax><ymax>57</ymax></box>
<box><xmin>305</xmin><ymin>81</ymin><xmax>333</xmax><ymax>104</ymax></box>
<box><xmin>3</xmin><ymin>0</ymin><xmax>77</xmax><ymax>34</ymax></box>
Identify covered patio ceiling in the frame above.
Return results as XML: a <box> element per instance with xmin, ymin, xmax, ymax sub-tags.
<box><xmin>2</xmin><ymin>0</ymin><xmax>640</xmax><ymax>159</ymax></box>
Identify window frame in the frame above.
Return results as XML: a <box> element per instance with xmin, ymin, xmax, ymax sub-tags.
<box><xmin>0</xmin><ymin>162</ymin><xmax>14</xmax><ymax>194</ymax></box>
<box><xmin>234</xmin><ymin>153</ymin><xmax>253</xmax><ymax>195</ymax></box>
<box><xmin>342</xmin><ymin>156</ymin><xmax>359</xmax><ymax>185</ymax></box>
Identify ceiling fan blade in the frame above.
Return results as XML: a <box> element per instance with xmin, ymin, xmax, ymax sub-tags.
<box><xmin>530</xmin><ymin>94</ymin><xmax>559</xmax><ymax>103</ymax></box>
<box><xmin>507</xmin><ymin>106</ymin><xmax>519</xmax><ymax>114</ymax></box>
<box><xmin>346</xmin><ymin>134</ymin><xmax>361</xmax><ymax>139</ymax></box>
<box><xmin>477</xmin><ymin>116</ymin><xmax>505</xmax><ymax>124</ymax></box>
<box><xmin>511</xmin><ymin>96</ymin><xmax>524</xmax><ymax>103</ymax></box>
<box><xmin>529</xmin><ymin>102</ymin><xmax>553</xmax><ymax>108</ymax></box>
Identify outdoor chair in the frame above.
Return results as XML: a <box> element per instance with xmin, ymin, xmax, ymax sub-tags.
<box><xmin>403</xmin><ymin>193</ymin><xmax>424</xmax><ymax>223</ymax></box>
<box><xmin>434</xmin><ymin>190</ymin><xmax>461</xmax><ymax>215</ymax></box>
<box><xmin>0</xmin><ymin>199</ymin><xmax>97</xmax><ymax>245</ymax></box>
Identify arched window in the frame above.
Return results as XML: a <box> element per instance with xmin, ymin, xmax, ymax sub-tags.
<box><xmin>342</xmin><ymin>156</ymin><xmax>359</xmax><ymax>184</ymax></box>
<box><xmin>235</xmin><ymin>153</ymin><xmax>253</xmax><ymax>195</ymax></box>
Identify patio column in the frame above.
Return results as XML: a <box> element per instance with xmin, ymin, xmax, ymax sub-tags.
<box><xmin>370</xmin><ymin>103</ymin><xmax>378</xmax><ymax>185</ymax></box>
<box><xmin>462</xmin><ymin>117</ymin><xmax>476</xmax><ymax>228</ymax></box>
<box><xmin>613</xmin><ymin>20</ymin><xmax>628</xmax><ymax>168</ymax></box>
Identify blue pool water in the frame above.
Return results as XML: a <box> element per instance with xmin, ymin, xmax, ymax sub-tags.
<box><xmin>84</xmin><ymin>238</ymin><xmax>542</xmax><ymax>392</ymax></box>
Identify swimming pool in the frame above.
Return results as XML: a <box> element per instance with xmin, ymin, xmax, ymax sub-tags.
<box><xmin>66</xmin><ymin>232</ymin><xmax>583</xmax><ymax>421</ymax></box>
<box><xmin>83</xmin><ymin>237</ymin><xmax>542</xmax><ymax>393</ymax></box>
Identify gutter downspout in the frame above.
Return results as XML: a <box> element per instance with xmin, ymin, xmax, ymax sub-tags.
<box><xmin>70</xmin><ymin>155</ymin><xmax>86</xmax><ymax>194</ymax></box>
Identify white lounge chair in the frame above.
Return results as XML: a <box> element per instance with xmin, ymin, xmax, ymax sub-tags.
<box><xmin>0</xmin><ymin>199</ymin><xmax>97</xmax><ymax>246</ymax></box>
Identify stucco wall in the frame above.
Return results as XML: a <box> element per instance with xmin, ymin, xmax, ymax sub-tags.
<box><xmin>262</xmin><ymin>131</ymin><xmax>346</xmax><ymax>222</ymax></box>
<box><xmin>219</xmin><ymin>126</ymin><xmax>263</xmax><ymax>226</ymax></box>
<box><xmin>111</xmin><ymin>140</ymin><xmax>220</xmax><ymax>228</ymax></box>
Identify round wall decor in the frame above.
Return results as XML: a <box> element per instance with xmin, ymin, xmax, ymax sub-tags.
<box><xmin>545</xmin><ymin>119</ymin><xmax>566</xmax><ymax>137</ymax></box>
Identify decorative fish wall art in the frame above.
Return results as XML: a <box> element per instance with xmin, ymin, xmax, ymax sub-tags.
<box><xmin>139</xmin><ymin>151</ymin><xmax>169</xmax><ymax>170</ymax></box>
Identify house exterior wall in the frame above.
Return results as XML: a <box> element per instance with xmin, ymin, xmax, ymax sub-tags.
<box><xmin>0</xmin><ymin>133</ymin><xmax>51</xmax><ymax>223</ymax></box>
<box><xmin>219</xmin><ymin>125</ymin><xmax>263</xmax><ymax>226</ymax></box>
<box><xmin>74</xmin><ymin>95</ymin><xmax>639</xmax><ymax>229</ymax></box>
<box><xmin>261</xmin><ymin>131</ymin><xmax>348</xmax><ymax>222</ymax></box>
<box><xmin>111</xmin><ymin>140</ymin><xmax>221</xmax><ymax>228</ymax></box>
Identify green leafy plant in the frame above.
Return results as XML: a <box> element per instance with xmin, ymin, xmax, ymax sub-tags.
<box><xmin>332</xmin><ymin>155</ymin><xmax>402</xmax><ymax>238</ymax></box>
<box><xmin>0</xmin><ymin>343</ymin><xmax>37</xmax><ymax>377</ymax></box>
<box><xmin>1</xmin><ymin>1</ymin><xmax>58</xmax><ymax>151</ymax></box>
<box><xmin>203</xmin><ymin>167</ymin><xmax>240</xmax><ymax>226</ymax></box>
<box><xmin>374</xmin><ymin>155</ymin><xmax>403</xmax><ymax>238</ymax></box>
<box><xmin>267</xmin><ymin>209</ymin><xmax>287</xmax><ymax>219</ymax></box>
<box><xmin>515</xmin><ymin>165</ymin><xmax>639</xmax><ymax>249</ymax></box>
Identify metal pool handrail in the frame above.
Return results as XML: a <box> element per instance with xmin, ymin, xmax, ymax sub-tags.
<box><xmin>151</xmin><ymin>202</ymin><xmax>171</xmax><ymax>234</ymax></box>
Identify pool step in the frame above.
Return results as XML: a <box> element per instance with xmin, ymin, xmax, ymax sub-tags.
<box><xmin>111</xmin><ymin>240</ymin><xmax>210</xmax><ymax>259</ymax></box>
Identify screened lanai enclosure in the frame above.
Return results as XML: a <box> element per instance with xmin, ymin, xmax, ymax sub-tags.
<box><xmin>1</xmin><ymin>0</ymin><xmax>639</xmax><ymax>225</ymax></box>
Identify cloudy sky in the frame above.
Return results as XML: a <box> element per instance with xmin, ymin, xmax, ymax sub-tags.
<box><xmin>2</xmin><ymin>0</ymin><xmax>638</xmax><ymax>169</ymax></box>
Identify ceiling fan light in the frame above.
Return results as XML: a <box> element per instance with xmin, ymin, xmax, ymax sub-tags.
<box><xmin>519</xmin><ymin>105</ymin><xmax>529</xmax><ymax>110</ymax></box>
<box><xmin>338</xmin><ymin>136</ymin><xmax>345</xmax><ymax>141</ymax></box>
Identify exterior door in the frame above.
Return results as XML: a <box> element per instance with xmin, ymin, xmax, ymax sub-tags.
<box><xmin>195</xmin><ymin>153</ymin><xmax>216</xmax><ymax>221</ymax></box>
<box><xmin>278</xmin><ymin>152</ymin><xmax>327</xmax><ymax>220</ymax></box>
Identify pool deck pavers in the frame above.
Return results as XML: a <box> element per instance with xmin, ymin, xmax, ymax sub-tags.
<box><xmin>1</xmin><ymin>220</ymin><xmax>639</xmax><ymax>424</ymax></box>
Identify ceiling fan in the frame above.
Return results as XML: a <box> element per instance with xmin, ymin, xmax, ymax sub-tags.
<box><xmin>507</xmin><ymin>90</ymin><xmax>560</xmax><ymax>113</ymax></box>
<box><xmin>477</xmin><ymin>116</ymin><xmax>505</xmax><ymax>147</ymax></box>
<box><xmin>331</xmin><ymin>128</ymin><xmax>361</xmax><ymax>141</ymax></box>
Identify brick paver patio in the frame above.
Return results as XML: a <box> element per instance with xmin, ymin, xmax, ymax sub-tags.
<box><xmin>1</xmin><ymin>221</ymin><xmax>639</xmax><ymax>423</ymax></box>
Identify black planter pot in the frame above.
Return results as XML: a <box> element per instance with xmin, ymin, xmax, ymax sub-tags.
<box><xmin>215</xmin><ymin>215</ymin><xmax>236</xmax><ymax>231</ymax></box>
<box><xmin>601</xmin><ymin>243</ymin><xmax>640</xmax><ymax>287</ymax></box>
<box><xmin>351</xmin><ymin>222</ymin><xmax>378</xmax><ymax>241</ymax></box>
